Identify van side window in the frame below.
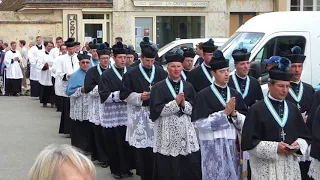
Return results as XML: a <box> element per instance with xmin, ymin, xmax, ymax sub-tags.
<box><xmin>252</xmin><ymin>36</ymin><xmax>306</xmax><ymax>84</ymax></box>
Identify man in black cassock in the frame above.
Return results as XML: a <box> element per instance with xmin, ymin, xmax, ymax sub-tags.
<box><xmin>57</xmin><ymin>38</ymin><xmax>79</xmax><ymax>135</ymax></box>
<box><xmin>126</xmin><ymin>48</ymin><xmax>135</xmax><ymax>66</ymax></box>
<box><xmin>285</xmin><ymin>46</ymin><xmax>315</xmax><ymax>180</ymax></box>
<box><xmin>241</xmin><ymin>57</ymin><xmax>311</xmax><ymax>180</ymax></box>
<box><xmin>309</xmin><ymin>106</ymin><xmax>320</xmax><ymax>179</ymax></box>
<box><xmin>307</xmin><ymin>90</ymin><xmax>320</xmax><ymax>134</ymax></box>
<box><xmin>187</xmin><ymin>38</ymin><xmax>217</xmax><ymax>92</ymax></box>
<box><xmin>120</xmin><ymin>44</ymin><xmax>167</xmax><ymax>180</ymax></box>
<box><xmin>191</xmin><ymin>50</ymin><xmax>247</xmax><ymax>180</ymax></box>
<box><xmin>150</xmin><ymin>50</ymin><xmax>201</xmax><ymax>180</ymax></box>
<box><xmin>98</xmin><ymin>42</ymin><xmax>134</xmax><ymax>179</ymax></box>
<box><xmin>228</xmin><ymin>48</ymin><xmax>263</xmax><ymax>108</ymax></box>
<box><xmin>285</xmin><ymin>46</ymin><xmax>314</xmax><ymax>121</ymax></box>
<box><xmin>66</xmin><ymin>52</ymin><xmax>91</xmax><ymax>154</ymax></box>
<box><xmin>84</xmin><ymin>48</ymin><xmax>111</xmax><ymax>167</ymax></box>
<box><xmin>181</xmin><ymin>47</ymin><xmax>195</xmax><ymax>81</ymax></box>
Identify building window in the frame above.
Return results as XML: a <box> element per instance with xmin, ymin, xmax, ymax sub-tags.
<box><xmin>290</xmin><ymin>0</ymin><xmax>320</xmax><ymax>11</ymax></box>
<box><xmin>156</xmin><ymin>16</ymin><xmax>205</xmax><ymax>49</ymax></box>
<box><xmin>229</xmin><ymin>13</ymin><xmax>256</xmax><ymax>36</ymax></box>
<box><xmin>290</xmin><ymin>0</ymin><xmax>301</xmax><ymax>11</ymax></box>
<box><xmin>304</xmin><ymin>0</ymin><xmax>313</xmax><ymax>11</ymax></box>
<box><xmin>135</xmin><ymin>17</ymin><xmax>153</xmax><ymax>53</ymax></box>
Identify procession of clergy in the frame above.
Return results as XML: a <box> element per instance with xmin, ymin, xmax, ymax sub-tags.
<box><xmin>4</xmin><ymin>35</ymin><xmax>320</xmax><ymax>180</ymax></box>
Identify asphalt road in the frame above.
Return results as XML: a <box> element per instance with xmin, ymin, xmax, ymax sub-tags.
<box><xmin>0</xmin><ymin>96</ymin><xmax>139</xmax><ymax>180</ymax></box>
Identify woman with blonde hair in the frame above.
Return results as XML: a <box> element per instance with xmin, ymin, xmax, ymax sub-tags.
<box><xmin>29</xmin><ymin>144</ymin><xmax>96</xmax><ymax>180</ymax></box>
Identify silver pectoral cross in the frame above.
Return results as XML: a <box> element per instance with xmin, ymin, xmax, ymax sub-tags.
<box><xmin>297</xmin><ymin>103</ymin><xmax>301</xmax><ymax>111</ymax></box>
<box><xmin>280</xmin><ymin>128</ymin><xmax>286</xmax><ymax>141</ymax></box>
<box><xmin>149</xmin><ymin>84</ymin><xmax>152</xmax><ymax>90</ymax></box>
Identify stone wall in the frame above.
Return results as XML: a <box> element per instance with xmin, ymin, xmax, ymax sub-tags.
<box><xmin>112</xmin><ymin>0</ymin><xmax>274</xmax><ymax>45</ymax></box>
<box><xmin>0</xmin><ymin>10</ymin><xmax>63</xmax><ymax>45</ymax></box>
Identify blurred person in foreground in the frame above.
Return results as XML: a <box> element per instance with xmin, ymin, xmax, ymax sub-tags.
<box><xmin>29</xmin><ymin>144</ymin><xmax>95</xmax><ymax>180</ymax></box>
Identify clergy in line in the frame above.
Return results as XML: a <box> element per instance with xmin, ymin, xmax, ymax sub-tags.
<box><xmin>98</xmin><ymin>42</ymin><xmax>134</xmax><ymax>179</ymax></box>
<box><xmin>37</xmin><ymin>41</ymin><xmax>55</xmax><ymax>107</ymax></box>
<box><xmin>84</xmin><ymin>48</ymin><xmax>111</xmax><ymax>168</ymax></box>
<box><xmin>53</xmin><ymin>44</ymin><xmax>67</xmax><ymax>112</ymax></box>
<box><xmin>49</xmin><ymin>37</ymin><xmax>64</xmax><ymax>59</ymax></box>
<box><xmin>49</xmin><ymin>37</ymin><xmax>64</xmax><ymax>111</ymax></box>
<box><xmin>56</xmin><ymin>38</ymin><xmax>80</xmax><ymax>135</ymax></box>
<box><xmin>308</xmin><ymin>105</ymin><xmax>320</xmax><ymax>180</ymax></box>
<box><xmin>241</xmin><ymin>57</ymin><xmax>311</xmax><ymax>180</ymax></box>
<box><xmin>4</xmin><ymin>41</ymin><xmax>23</xmax><ymax>96</ymax></box>
<box><xmin>181</xmin><ymin>47</ymin><xmax>195</xmax><ymax>81</ymax></box>
<box><xmin>187</xmin><ymin>38</ymin><xmax>217</xmax><ymax>92</ymax></box>
<box><xmin>150</xmin><ymin>50</ymin><xmax>201</xmax><ymax>180</ymax></box>
<box><xmin>66</xmin><ymin>52</ymin><xmax>91</xmax><ymax>154</ymax></box>
<box><xmin>120</xmin><ymin>44</ymin><xmax>167</xmax><ymax>180</ymax></box>
<box><xmin>264</xmin><ymin>55</ymin><xmax>281</xmax><ymax>71</ymax></box>
<box><xmin>228</xmin><ymin>48</ymin><xmax>263</xmax><ymax>108</ymax></box>
<box><xmin>88</xmin><ymin>39</ymin><xmax>100</xmax><ymax>67</ymax></box>
<box><xmin>285</xmin><ymin>46</ymin><xmax>314</xmax><ymax>180</ymax></box>
<box><xmin>126</xmin><ymin>48</ymin><xmax>135</xmax><ymax>66</ymax></box>
<box><xmin>285</xmin><ymin>46</ymin><xmax>314</xmax><ymax>121</ymax></box>
<box><xmin>28</xmin><ymin>36</ymin><xmax>45</xmax><ymax>97</ymax></box>
<box><xmin>192</xmin><ymin>50</ymin><xmax>247</xmax><ymax>180</ymax></box>
<box><xmin>307</xmin><ymin>90</ymin><xmax>320</xmax><ymax>135</ymax></box>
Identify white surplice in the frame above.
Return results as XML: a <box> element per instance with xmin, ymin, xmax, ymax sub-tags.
<box><xmin>87</xmin><ymin>85</ymin><xmax>102</xmax><ymax>125</ymax></box>
<box><xmin>248</xmin><ymin>139</ymin><xmax>308</xmax><ymax>180</ymax></box>
<box><xmin>154</xmin><ymin>100</ymin><xmax>199</xmax><ymax>156</ymax></box>
<box><xmin>28</xmin><ymin>45</ymin><xmax>45</xmax><ymax>81</ymax></box>
<box><xmin>37</xmin><ymin>53</ymin><xmax>53</xmax><ymax>86</ymax></box>
<box><xmin>69</xmin><ymin>88</ymin><xmax>90</xmax><ymax>121</ymax></box>
<box><xmin>4</xmin><ymin>50</ymin><xmax>23</xmax><ymax>79</ymax></box>
<box><xmin>195</xmin><ymin>111</ymin><xmax>246</xmax><ymax>180</ymax></box>
<box><xmin>125</xmin><ymin>93</ymin><xmax>154</xmax><ymax>148</ymax></box>
<box><xmin>20</xmin><ymin>47</ymin><xmax>28</xmax><ymax>68</ymax></box>
<box><xmin>49</xmin><ymin>47</ymin><xmax>60</xmax><ymax>60</ymax></box>
<box><xmin>55</xmin><ymin>54</ymin><xmax>79</xmax><ymax>97</ymax></box>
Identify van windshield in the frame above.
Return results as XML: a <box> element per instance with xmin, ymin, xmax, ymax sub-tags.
<box><xmin>158</xmin><ymin>41</ymin><xmax>176</xmax><ymax>53</ymax></box>
<box><xmin>222</xmin><ymin>32</ymin><xmax>264</xmax><ymax>70</ymax></box>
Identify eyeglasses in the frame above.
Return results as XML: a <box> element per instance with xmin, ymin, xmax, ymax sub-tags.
<box><xmin>81</xmin><ymin>61</ymin><xmax>90</xmax><ymax>64</ymax></box>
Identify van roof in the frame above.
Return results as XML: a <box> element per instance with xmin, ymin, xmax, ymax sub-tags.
<box><xmin>171</xmin><ymin>38</ymin><xmax>228</xmax><ymax>44</ymax></box>
<box><xmin>237</xmin><ymin>11</ymin><xmax>320</xmax><ymax>35</ymax></box>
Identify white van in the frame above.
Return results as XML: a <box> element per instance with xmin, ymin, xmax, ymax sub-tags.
<box><xmin>221</xmin><ymin>11</ymin><xmax>320</xmax><ymax>95</ymax></box>
<box><xmin>158</xmin><ymin>38</ymin><xmax>228</xmax><ymax>65</ymax></box>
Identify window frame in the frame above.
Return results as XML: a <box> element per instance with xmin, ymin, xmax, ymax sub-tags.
<box><xmin>251</xmin><ymin>35</ymin><xmax>307</xmax><ymax>84</ymax></box>
<box><xmin>289</xmin><ymin>0</ymin><xmax>318</xmax><ymax>11</ymax></box>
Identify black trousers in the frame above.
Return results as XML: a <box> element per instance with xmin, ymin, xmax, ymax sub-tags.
<box><xmin>300</xmin><ymin>161</ymin><xmax>313</xmax><ymax>180</ymax></box>
<box><xmin>90</xmin><ymin>124</ymin><xmax>108</xmax><ymax>163</ymax></box>
<box><xmin>5</xmin><ymin>78</ymin><xmax>21</xmax><ymax>95</ymax></box>
<box><xmin>153</xmin><ymin>151</ymin><xmax>202</xmax><ymax>180</ymax></box>
<box><xmin>70</xmin><ymin>120</ymin><xmax>91</xmax><ymax>153</ymax></box>
<box><xmin>102</xmin><ymin>126</ymin><xmax>134</xmax><ymax>175</ymax></box>
<box><xmin>30</xmin><ymin>80</ymin><xmax>40</xmax><ymax>97</ymax></box>
<box><xmin>136</xmin><ymin>147</ymin><xmax>154</xmax><ymax>180</ymax></box>
<box><xmin>40</xmin><ymin>85</ymin><xmax>54</xmax><ymax>105</ymax></box>
<box><xmin>58</xmin><ymin>97</ymin><xmax>71</xmax><ymax>134</ymax></box>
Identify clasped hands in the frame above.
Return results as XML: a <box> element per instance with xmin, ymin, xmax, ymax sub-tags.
<box><xmin>224</xmin><ymin>97</ymin><xmax>237</xmax><ymax>117</ymax></box>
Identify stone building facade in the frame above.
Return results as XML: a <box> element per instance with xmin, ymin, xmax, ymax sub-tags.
<box><xmin>0</xmin><ymin>0</ymin><xmax>284</xmax><ymax>50</ymax></box>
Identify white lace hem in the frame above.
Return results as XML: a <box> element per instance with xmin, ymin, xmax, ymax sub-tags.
<box><xmin>309</xmin><ymin>158</ymin><xmax>320</xmax><ymax>180</ymax></box>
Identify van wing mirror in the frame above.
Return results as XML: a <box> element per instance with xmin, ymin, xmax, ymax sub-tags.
<box><xmin>249</xmin><ymin>61</ymin><xmax>262</xmax><ymax>80</ymax></box>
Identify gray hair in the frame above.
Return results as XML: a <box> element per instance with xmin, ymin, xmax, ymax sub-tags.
<box><xmin>29</xmin><ymin>144</ymin><xmax>96</xmax><ymax>180</ymax></box>
<box><xmin>268</xmin><ymin>78</ymin><xmax>276</xmax><ymax>85</ymax></box>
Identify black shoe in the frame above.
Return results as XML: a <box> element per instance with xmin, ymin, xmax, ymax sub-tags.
<box><xmin>14</xmin><ymin>93</ymin><xmax>20</xmax><ymax>97</ymax></box>
<box><xmin>112</xmin><ymin>174</ymin><xmax>122</xmax><ymax>179</ymax></box>
<box><xmin>122</xmin><ymin>171</ymin><xmax>133</xmax><ymax>178</ymax></box>
<box><xmin>100</xmin><ymin>162</ymin><xmax>109</xmax><ymax>168</ymax></box>
<box><xmin>43</xmin><ymin>104</ymin><xmax>47</xmax><ymax>107</ymax></box>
